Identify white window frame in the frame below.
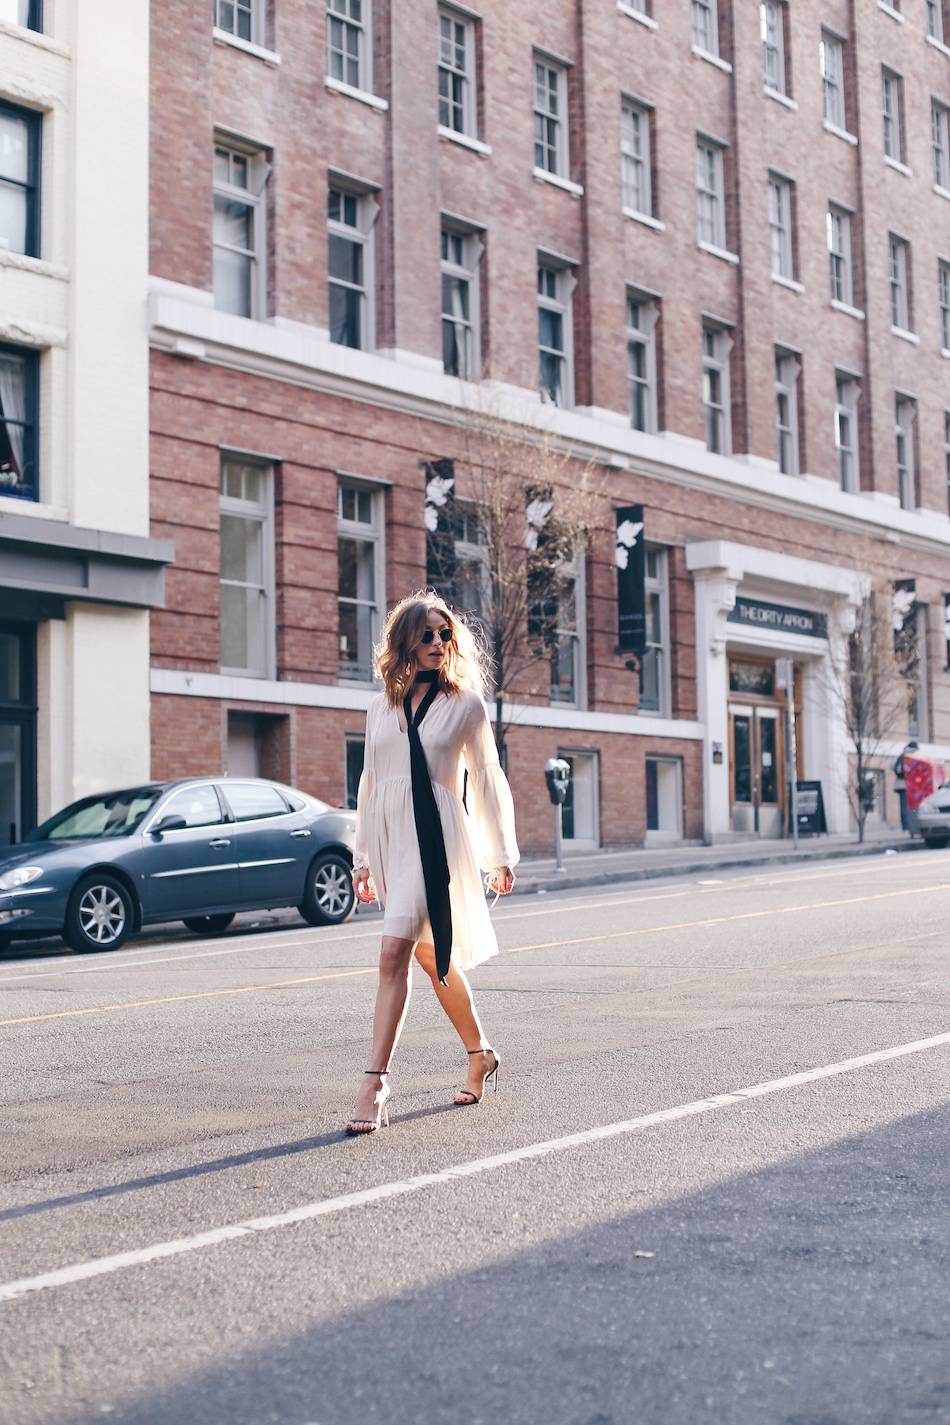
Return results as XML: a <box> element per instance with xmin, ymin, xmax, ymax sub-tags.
<box><xmin>336</xmin><ymin>477</ymin><xmax>385</xmax><ymax>683</ymax></box>
<box><xmin>702</xmin><ymin>323</ymin><xmax>732</xmax><ymax>455</ymax></box>
<box><xmin>556</xmin><ymin>747</ymin><xmax>600</xmax><ymax>848</ymax></box>
<box><xmin>834</xmin><ymin>373</ymin><xmax>861</xmax><ymax>493</ymax></box>
<box><xmin>441</xmin><ymin>222</ymin><xmax>482</xmax><ymax>380</ymax></box>
<box><xmin>692</xmin><ymin>0</ymin><xmax>719</xmax><ymax>56</ymax></box>
<box><xmin>940</xmin><ymin>261</ymin><xmax>950</xmax><ymax>351</ymax></box>
<box><xmin>882</xmin><ymin>68</ymin><xmax>903</xmax><ymax>163</ymax></box>
<box><xmin>549</xmin><ymin>549</ymin><xmax>587</xmax><ymax>711</ymax></box>
<box><xmin>537</xmin><ymin>258</ymin><xmax>576</xmax><ymax>409</ymax></box>
<box><xmin>945</xmin><ymin>411</ymin><xmax>950</xmax><ymax>515</ymax></box>
<box><xmin>438</xmin><ymin>6</ymin><xmax>477</xmax><ymax>138</ymax></box>
<box><xmin>215</xmin><ymin>0</ymin><xmax>262</xmax><ymax>46</ymax></box>
<box><xmin>928</xmin><ymin>0</ymin><xmax>945</xmax><ymax>42</ymax></box>
<box><xmin>761</xmin><ymin>0</ymin><xmax>787</xmax><ymax>94</ymax></box>
<box><xmin>696</xmin><ymin>137</ymin><xmax>726</xmax><ymax>249</ymax></box>
<box><xmin>626</xmin><ymin>291</ymin><xmax>659</xmax><ymax>434</ymax></box>
<box><xmin>820</xmin><ymin>30</ymin><xmax>846</xmax><ymax>131</ymax></box>
<box><xmin>533</xmin><ymin>53</ymin><xmax>569</xmax><ymax>178</ymax></box>
<box><xmin>219</xmin><ymin>456</ymin><xmax>275</xmax><ymax>680</ymax></box>
<box><xmin>326</xmin><ymin>0</ymin><xmax>371</xmax><ymax>93</ymax></box>
<box><xmin>827</xmin><ymin>204</ymin><xmax>853</xmax><ymax>306</ymax></box>
<box><xmin>645</xmin><ymin>755</ymin><xmax>683</xmax><ymax>840</ymax></box>
<box><xmin>933</xmin><ymin>101</ymin><xmax>950</xmax><ymax>190</ymax></box>
<box><xmin>896</xmin><ymin>397</ymin><xmax>917</xmax><ymax>511</ymax></box>
<box><xmin>889</xmin><ymin>233</ymin><xmax>911</xmax><ymax>332</ymax></box>
<box><xmin>775</xmin><ymin>349</ymin><xmax>801</xmax><ymax>476</ymax></box>
<box><xmin>213</xmin><ymin>140</ymin><xmax>268</xmax><ymax>320</ymax></box>
<box><xmin>768</xmin><ymin>173</ymin><xmax>794</xmax><ymax>280</ymax></box>
<box><xmin>621</xmin><ymin>98</ymin><xmax>654</xmax><ymax>218</ymax></box>
<box><xmin>452</xmin><ymin>501</ymin><xmax>491</xmax><ymax>628</ymax></box>
<box><xmin>328</xmin><ymin>180</ymin><xmax>378</xmax><ymax>351</ymax></box>
<box><xmin>640</xmin><ymin>543</ymin><xmax>671</xmax><ymax>718</ymax></box>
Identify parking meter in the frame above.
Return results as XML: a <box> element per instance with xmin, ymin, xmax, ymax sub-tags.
<box><xmin>544</xmin><ymin>758</ymin><xmax>572</xmax><ymax>872</ymax></box>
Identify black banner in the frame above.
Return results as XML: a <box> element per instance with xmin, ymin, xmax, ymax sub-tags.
<box><xmin>422</xmin><ymin>458</ymin><xmax>456</xmax><ymax>596</ymax></box>
<box><xmin>727</xmin><ymin>596</ymin><xmax>827</xmax><ymax>639</ymax></box>
<box><xmin>615</xmin><ymin>504</ymin><xmax>646</xmax><ymax>654</ymax></box>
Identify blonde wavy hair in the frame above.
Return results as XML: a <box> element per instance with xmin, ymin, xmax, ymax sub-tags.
<box><xmin>376</xmin><ymin>589</ymin><xmax>489</xmax><ymax>708</ymax></box>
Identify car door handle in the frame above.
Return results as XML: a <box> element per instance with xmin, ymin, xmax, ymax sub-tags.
<box><xmin>209</xmin><ymin>838</ymin><xmax>231</xmax><ymax>849</ymax></box>
<box><xmin>290</xmin><ymin>829</ymin><xmax>311</xmax><ymax>838</ymax></box>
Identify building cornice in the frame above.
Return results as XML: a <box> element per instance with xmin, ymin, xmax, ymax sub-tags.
<box><xmin>148</xmin><ymin>281</ymin><xmax>950</xmax><ymax>559</ymax></box>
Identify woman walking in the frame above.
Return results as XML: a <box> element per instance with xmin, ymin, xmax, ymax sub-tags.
<box><xmin>346</xmin><ymin>590</ymin><xmax>519</xmax><ymax>1134</ymax></box>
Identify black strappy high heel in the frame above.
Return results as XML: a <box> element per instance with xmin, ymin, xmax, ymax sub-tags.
<box><xmin>345</xmin><ymin>1070</ymin><xmax>392</xmax><ymax>1135</ymax></box>
<box><xmin>454</xmin><ymin>1048</ymin><xmax>500</xmax><ymax>1106</ymax></box>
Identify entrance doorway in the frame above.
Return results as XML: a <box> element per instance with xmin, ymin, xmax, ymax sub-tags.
<box><xmin>0</xmin><ymin>624</ymin><xmax>37</xmax><ymax>846</ymax></box>
<box><xmin>729</xmin><ymin>704</ymin><xmax>784</xmax><ymax>837</ymax></box>
<box><xmin>558</xmin><ymin>750</ymin><xmax>599</xmax><ymax>849</ymax></box>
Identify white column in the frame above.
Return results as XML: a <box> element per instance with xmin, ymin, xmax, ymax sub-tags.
<box><xmin>692</xmin><ymin>570</ymin><xmax>738</xmax><ymax>843</ymax></box>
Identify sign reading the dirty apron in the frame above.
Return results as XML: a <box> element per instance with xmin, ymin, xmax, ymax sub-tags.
<box><xmin>727</xmin><ymin>597</ymin><xmax>827</xmax><ymax>640</ymax></box>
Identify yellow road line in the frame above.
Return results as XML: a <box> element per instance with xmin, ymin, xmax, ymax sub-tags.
<box><xmin>3</xmin><ymin>880</ymin><xmax>947</xmax><ymax>1028</ymax></box>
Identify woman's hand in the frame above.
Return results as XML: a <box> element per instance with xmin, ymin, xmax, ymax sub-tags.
<box><xmin>352</xmin><ymin>865</ymin><xmax>376</xmax><ymax>903</ymax></box>
<box><xmin>488</xmin><ymin>866</ymin><xmax>515</xmax><ymax>897</ymax></box>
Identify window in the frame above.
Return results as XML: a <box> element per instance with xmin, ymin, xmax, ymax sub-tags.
<box><xmin>328</xmin><ymin>185</ymin><xmax>375</xmax><ymax>350</ymax></box>
<box><xmin>834</xmin><ymin>374</ymin><xmax>860</xmax><ymax>493</ymax></box>
<box><xmin>550</xmin><ymin>553</ymin><xmax>585</xmax><ymax>708</ymax></box>
<box><xmin>646</xmin><ymin>756</ymin><xmax>682</xmax><ymax>838</ymax></box>
<box><xmin>160</xmin><ymin>785</ymin><xmax>224</xmax><ymax>829</ymax></box>
<box><xmin>820</xmin><ymin>31</ymin><xmax>846</xmax><ymax>130</ymax></box>
<box><xmin>889</xmin><ymin>234</ymin><xmax>911</xmax><ymax>330</ymax></box>
<box><xmin>0</xmin><ymin>103</ymin><xmax>39</xmax><ymax>260</ymax></box>
<box><xmin>696</xmin><ymin>138</ymin><xmax>725</xmax><ymax>249</ymax></box>
<box><xmin>761</xmin><ymin>1</ymin><xmax>787</xmax><ymax>93</ymax></box>
<box><xmin>0</xmin><ymin>1</ymin><xmax>41</xmax><ymax>29</ymax></box>
<box><xmin>214</xmin><ymin>0</ymin><xmax>258</xmax><ymax>43</ymax></box>
<box><xmin>558</xmin><ymin>749</ymin><xmax>598</xmax><ymax>845</ymax></box>
<box><xmin>945</xmin><ymin>412</ymin><xmax>950</xmax><ymax>515</ymax></box>
<box><xmin>344</xmin><ymin>734</ymin><xmax>365</xmax><ymax>809</ymax></box>
<box><xmin>327</xmin><ymin>0</ymin><xmax>369</xmax><ymax>91</ymax></box>
<box><xmin>692</xmin><ymin>0</ymin><xmax>719</xmax><ymax>55</ymax></box>
<box><xmin>213</xmin><ymin>143</ymin><xmax>266</xmax><ymax>318</ymax></box>
<box><xmin>940</xmin><ymin>261</ymin><xmax>950</xmax><ymax>350</ymax></box>
<box><xmin>626</xmin><ymin>293</ymin><xmax>659</xmax><ymax>434</ymax></box>
<box><xmin>933</xmin><ymin>101</ymin><xmax>950</xmax><ymax>189</ymax></box>
<box><xmin>223</xmin><ymin>782</ymin><xmax>290</xmax><ymax>822</ymax></box>
<box><xmin>827</xmin><ymin>204</ymin><xmax>853</xmax><ymax>305</ymax></box>
<box><xmin>775</xmin><ymin>350</ymin><xmax>800</xmax><ymax>475</ymax></box>
<box><xmin>896</xmin><ymin>398</ymin><xmax>916</xmax><ymax>510</ymax></box>
<box><xmin>0</xmin><ymin>344</ymin><xmax>38</xmax><ymax>502</ymax></box>
<box><xmin>438</xmin><ymin>7</ymin><xmax>476</xmax><ymax>137</ymax></box>
<box><xmin>640</xmin><ymin>545</ymin><xmax>670</xmax><ymax>716</ymax></box>
<box><xmin>702</xmin><ymin>324</ymin><xmax>732</xmax><ymax>454</ymax></box>
<box><xmin>441</xmin><ymin>225</ymin><xmax>481</xmax><ymax>380</ymax></box>
<box><xmin>621</xmin><ymin>100</ymin><xmax>653</xmax><ymax>217</ymax></box>
<box><xmin>538</xmin><ymin>261</ymin><xmax>574</xmax><ymax>407</ymax></box>
<box><xmin>219</xmin><ymin>458</ymin><xmax>274</xmax><ymax>678</ymax></box>
<box><xmin>928</xmin><ymin>0</ymin><xmax>945</xmax><ymax>41</ymax></box>
<box><xmin>452</xmin><ymin>503</ymin><xmax>490</xmax><ymax>625</ymax></box>
<box><xmin>533</xmin><ymin>55</ymin><xmax>568</xmax><ymax>177</ymax></box>
<box><xmin>337</xmin><ymin>480</ymin><xmax>383</xmax><ymax>682</ymax></box>
<box><xmin>882</xmin><ymin>69</ymin><xmax>904</xmax><ymax>163</ymax></box>
<box><xmin>768</xmin><ymin>174</ymin><xmax>794</xmax><ymax>280</ymax></box>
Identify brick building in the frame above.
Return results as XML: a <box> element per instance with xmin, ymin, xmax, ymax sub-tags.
<box><xmin>146</xmin><ymin>0</ymin><xmax>950</xmax><ymax>852</ymax></box>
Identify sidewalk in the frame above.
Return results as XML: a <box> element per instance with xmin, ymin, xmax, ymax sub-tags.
<box><xmin>512</xmin><ymin>826</ymin><xmax>926</xmax><ymax>896</ymax></box>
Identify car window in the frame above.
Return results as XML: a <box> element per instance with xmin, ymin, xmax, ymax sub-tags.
<box><xmin>223</xmin><ymin>782</ymin><xmax>291</xmax><ymax>823</ymax></box>
<box><xmin>33</xmin><ymin>788</ymin><xmax>162</xmax><ymax>841</ymax></box>
<box><xmin>160</xmin><ymin>785</ymin><xmax>223</xmax><ymax>829</ymax></box>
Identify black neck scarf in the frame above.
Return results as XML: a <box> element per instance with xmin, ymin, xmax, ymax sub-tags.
<box><xmin>404</xmin><ymin>672</ymin><xmax>453</xmax><ymax>984</ymax></box>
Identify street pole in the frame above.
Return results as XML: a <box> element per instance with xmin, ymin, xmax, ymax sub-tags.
<box><xmin>785</xmin><ymin>661</ymin><xmax>799</xmax><ymax>849</ymax></box>
<box><xmin>554</xmin><ymin>801</ymin><xmax>565</xmax><ymax>873</ymax></box>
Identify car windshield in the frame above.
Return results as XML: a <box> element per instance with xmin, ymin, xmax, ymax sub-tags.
<box><xmin>32</xmin><ymin>787</ymin><xmax>163</xmax><ymax>841</ymax></box>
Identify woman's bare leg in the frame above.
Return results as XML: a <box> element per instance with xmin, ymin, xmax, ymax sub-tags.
<box><xmin>414</xmin><ymin>942</ymin><xmax>493</xmax><ymax>1099</ymax></box>
<box><xmin>348</xmin><ymin>934</ymin><xmax>416</xmax><ymax>1124</ymax></box>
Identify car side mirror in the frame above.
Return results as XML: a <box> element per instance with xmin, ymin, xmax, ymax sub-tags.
<box><xmin>151</xmin><ymin>813</ymin><xmax>188</xmax><ymax>838</ymax></box>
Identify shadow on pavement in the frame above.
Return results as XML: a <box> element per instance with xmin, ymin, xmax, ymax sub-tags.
<box><xmin>58</xmin><ymin>1101</ymin><xmax>950</xmax><ymax>1425</ymax></box>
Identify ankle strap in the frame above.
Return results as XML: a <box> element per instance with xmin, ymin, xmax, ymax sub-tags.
<box><xmin>364</xmin><ymin>1068</ymin><xmax>389</xmax><ymax>1074</ymax></box>
<box><xmin>467</xmin><ymin>1048</ymin><xmax>493</xmax><ymax>1055</ymax></box>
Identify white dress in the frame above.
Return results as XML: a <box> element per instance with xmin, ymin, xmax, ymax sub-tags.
<box><xmin>354</xmin><ymin>688</ymin><xmax>520</xmax><ymax>971</ymax></box>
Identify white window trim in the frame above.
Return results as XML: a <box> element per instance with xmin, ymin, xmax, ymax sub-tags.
<box><xmin>441</xmin><ymin>222</ymin><xmax>483</xmax><ymax>381</ymax></box>
<box><xmin>336</xmin><ymin>477</ymin><xmax>386</xmax><ymax>684</ymax></box>
<box><xmin>213</xmin><ymin>139</ymin><xmax>269</xmax><ymax>321</ymax></box>
<box><xmin>768</xmin><ymin>173</ymin><xmax>795</xmax><ymax>281</ymax></box>
<box><xmin>556</xmin><ymin>747</ymin><xmax>599</xmax><ymax>847</ymax></box>
<box><xmin>328</xmin><ymin>182</ymin><xmax>379</xmax><ymax>352</ymax></box>
<box><xmin>219</xmin><ymin>457</ymin><xmax>276</xmax><ymax>680</ymax></box>
<box><xmin>882</xmin><ymin>68</ymin><xmax>904</xmax><ymax>165</ymax></box>
<box><xmin>831</xmin><ymin>299</ymin><xmax>866</xmax><ymax>320</ymax></box>
<box><xmin>641</xmin><ymin>544</ymin><xmax>671</xmax><ymax>718</ymax></box>
<box><xmin>824</xmin><ymin>120</ymin><xmax>858</xmax><ymax>145</ymax></box>
<box><xmin>532</xmin><ymin>167</ymin><xmax>584</xmax><ymax>197</ymax></box>
<box><xmin>326</xmin><ymin>0</ymin><xmax>373</xmax><ymax>96</ymax></box>
<box><xmin>698</xmin><ymin>240</ymin><xmax>740</xmax><ymax>265</ymax></box>
<box><xmin>884</xmin><ymin>156</ymin><xmax>913</xmax><ymax>178</ymax></box>
<box><xmin>438</xmin><ymin>125</ymin><xmax>491</xmax><ymax>156</ymax></box>
<box><xmin>696</xmin><ymin>137</ymin><xmax>726</xmax><ymax>250</ymax></box>
<box><xmin>834</xmin><ymin>375</ymin><xmax>861</xmax><ymax>494</ymax></box>
<box><xmin>438</xmin><ymin>4</ymin><xmax>478</xmax><ymax>140</ymax></box>
<box><xmin>896</xmin><ymin>398</ymin><xmax>917</xmax><ymax>511</ymax></box>
<box><xmin>532</xmin><ymin>53</ymin><xmax>570</xmax><ymax>181</ymax></box>
<box><xmin>626</xmin><ymin>291</ymin><xmax>659</xmax><ymax>435</ymax></box>
<box><xmin>703</xmin><ymin>324</ymin><xmax>733</xmax><ymax>456</ymax></box>
<box><xmin>452</xmin><ymin>502</ymin><xmax>491</xmax><ymax>624</ymax></box>
<box><xmin>324</xmin><ymin>75</ymin><xmax>389</xmax><ymax>110</ymax></box>
<box><xmin>538</xmin><ymin>259</ymin><xmax>576</xmax><ymax>409</ymax></box>
<box><xmin>926</xmin><ymin>32</ymin><xmax>950</xmax><ymax>57</ymax></box>
<box><xmin>827</xmin><ymin>203</ymin><xmax>854</xmax><ymax>307</ymax></box>
<box><xmin>888</xmin><ymin>233</ymin><xmax>912</xmax><ymax>333</ymax></box>
<box><xmin>691</xmin><ymin>0</ymin><xmax>720</xmax><ymax>59</ymax></box>
<box><xmin>617</xmin><ymin>1</ymin><xmax>658</xmax><ymax>30</ymax></box>
<box><xmin>760</xmin><ymin>0</ymin><xmax>787</xmax><ymax>96</ymax></box>
<box><xmin>940</xmin><ymin>261</ymin><xmax>950</xmax><ymax>352</ymax></box>
<box><xmin>621</xmin><ymin>98</ymin><xmax>654</xmax><ymax>220</ymax></box>
<box><xmin>550</xmin><ymin>550</ymin><xmax>588</xmax><ymax>711</ymax></box>
<box><xmin>691</xmin><ymin>45</ymin><xmax>733</xmax><ymax>73</ymax></box>
<box><xmin>878</xmin><ymin>0</ymin><xmax>905</xmax><ymax>21</ymax></box>
<box><xmin>212</xmin><ymin>28</ymin><xmax>282</xmax><ymax>64</ymax></box>
<box><xmin>775</xmin><ymin>350</ymin><xmax>801</xmax><ymax>477</ymax></box>
<box><xmin>932</xmin><ymin>101</ymin><xmax>950</xmax><ymax>189</ymax></box>
<box><xmin>645</xmin><ymin>755</ymin><xmax>683</xmax><ymax>841</ymax></box>
<box><xmin>820</xmin><ymin>31</ymin><xmax>847</xmax><ymax>132</ymax></box>
<box><xmin>214</xmin><ymin>0</ymin><xmax>264</xmax><ymax>48</ymax></box>
<box><xmin>927</xmin><ymin>0</ymin><xmax>945</xmax><ymax>42</ymax></box>
<box><xmin>765</xmin><ymin>87</ymin><xmax>798</xmax><ymax>111</ymax></box>
<box><xmin>624</xmin><ymin>209</ymin><xmax>666</xmax><ymax>233</ymax></box>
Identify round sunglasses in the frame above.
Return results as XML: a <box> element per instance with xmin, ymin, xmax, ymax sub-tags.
<box><xmin>420</xmin><ymin>627</ymin><xmax>453</xmax><ymax>645</ymax></box>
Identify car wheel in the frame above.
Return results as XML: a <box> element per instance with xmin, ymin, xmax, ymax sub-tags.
<box><xmin>64</xmin><ymin>875</ymin><xmax>134</xmax><ymax>954</ymax></box>
<box><xmin>923</xmin><ymin>834</ymin><xmax>949</xmax><ymax>849</ymax></box>
<box><xmin>182</xmin><ymin>913</ymin><xmax>236</xmax><ymax>936</ymax></box>
<box><xmin>299</xmin><ymin>852</ymin><xmax>355</xmax><ymax>927</ymax></box>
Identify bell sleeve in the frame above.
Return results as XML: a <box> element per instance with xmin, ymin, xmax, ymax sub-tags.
<box><xmin>462</xmin><ymin>695</ymin><xmax>521</xmax><ymax>871</ymax></box>
<box><xmin>353</xmin><ymin>700</ymin><xmax>377</xmax><ymax>867</ymax></box>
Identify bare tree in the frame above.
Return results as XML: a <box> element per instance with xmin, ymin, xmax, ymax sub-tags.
<box><xmin>826</xmin><ymin>588</ymin><xmax>921</xmax><ymax>842</ymax></box>
<box><xmin>424</xmin><ymin>400</ymin><xmax>599</xmax><ymax>758</ymax></box>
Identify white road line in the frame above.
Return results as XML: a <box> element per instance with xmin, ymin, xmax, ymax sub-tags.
<box><xmin>2</xmin><ymin>1026</ymin><xmax>948</xmax><ymax>1306</ymax></box>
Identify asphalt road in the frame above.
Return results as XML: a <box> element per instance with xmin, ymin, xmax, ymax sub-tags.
<box><xmin>2</xmin><ymin>850</ymin><xmax>949</xmax><ymax>1425</ymax></box>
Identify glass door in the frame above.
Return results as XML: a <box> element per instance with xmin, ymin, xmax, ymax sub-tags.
<box><xmin>0</xmin><ymin>624</ymin><xmax>37</xmax><ymax>846</ymax></box>
<box><xmin>729</xmin><ymin>704</ymin><xmax>785</xmax><ymax>837</ymax></box>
